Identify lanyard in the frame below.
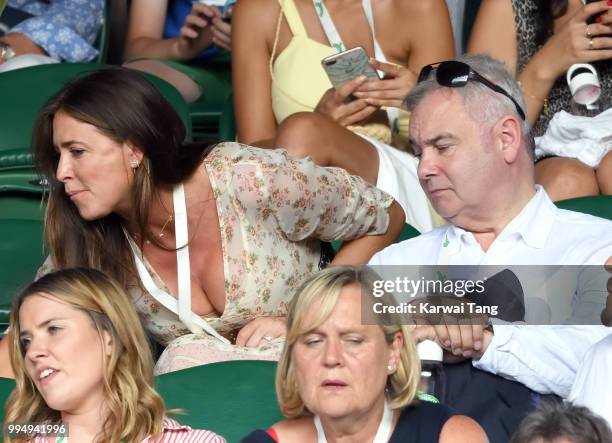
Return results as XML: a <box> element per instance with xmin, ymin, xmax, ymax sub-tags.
<box><xmin>312</xmin><ymin>0</ymin><xmax>399</xmax><ymax>133</ymax></box>
<box><xmin>124</xmin><ymin>184</ymin><xmax>230</xmax><ymax>344</ymax></box>
<box><xmin>314</xmin><ymin>400</ymin><xmax>393</xmax><ymax>443</ymax></box>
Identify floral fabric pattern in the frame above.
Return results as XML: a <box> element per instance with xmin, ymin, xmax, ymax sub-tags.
<box><xmin>8</xmin><ymin>0</ymin><xmax>104</xmax><ymax>62</ymax></box>
<box><xmin>133</xmin><ymin>143</ymin><xmax>393</xmax><ymax>348</ymax></box>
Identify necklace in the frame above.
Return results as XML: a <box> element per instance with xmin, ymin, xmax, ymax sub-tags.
<box><xmin>158</xmin><ymin>212</ymin><xmax>174</xmax><ymax>238</ymax></box>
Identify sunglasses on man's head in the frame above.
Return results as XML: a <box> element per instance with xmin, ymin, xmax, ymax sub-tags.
<box><xmin>417</xmin><ymin>60</ymin><xmax>526</xmax><ymax>121</ymax></box>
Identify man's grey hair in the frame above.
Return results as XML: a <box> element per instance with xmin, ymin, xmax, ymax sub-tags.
<box><xmin>509</xmin><ymin>401</ymin><xmax>612</xmax><ymax>443</ymax></box>
<box><xmin>405</xmin><ymin>53</ymin><xmax>535</xmax><ymax>158</ymax></box>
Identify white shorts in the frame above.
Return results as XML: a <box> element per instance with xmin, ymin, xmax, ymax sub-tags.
<box><xmin>356</xmin><ymin>133</ymin><xmax>434</xmax><ymax>233</ymax></box>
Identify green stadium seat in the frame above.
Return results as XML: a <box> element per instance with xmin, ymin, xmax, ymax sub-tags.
<box><xmin>555</xmin><ymin>195</ymin><xmax>612</xmax><ymax>220</ymax></box>
<box><xmin>217</xmin><ymin>92</ymin><xmax>237</xmax><ymax>142</ymax></box>
<box><xmin>156</xmin><ymin>360</ymin><xmax>281</xmax><ymax>442</ymax></box>
<box><xmin>187</xmin><ymin>53</ymin><xmax>233</xmax><ymax>141</ymax></box>
<box><xmin>0</xmin><ymin>63</ymin><xmax>193</xmax><ymax>174</ymax></box>
<box><xmin>0</xmin><ymin>169</ymin><xmax>46</xmax><ymax>332</ymax></box>
<box><xmin>0</xmin><ymin>360</ymin><xmax>281</xmax><ymax>442</ymax></box>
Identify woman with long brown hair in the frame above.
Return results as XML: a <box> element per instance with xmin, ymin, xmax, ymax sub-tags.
<box><xmin>19</xmin><ymin>67</ymin><xmax>403</xmax><ymax>373</ymax></box>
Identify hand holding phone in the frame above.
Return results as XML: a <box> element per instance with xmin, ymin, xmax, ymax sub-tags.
<box><xmin>314</xmin><ymin>75</ymin><xmax>378</xmax><ymax>126</ymax></box>
<box><xmin>352</xmin><ymin>58</ymin><xmax>417</xmax><ymax>109</ymax></box>
<box><xmin>322</xmin><ymin>47</ymin><xmax>380</xmax><ymax>90</ymax></box>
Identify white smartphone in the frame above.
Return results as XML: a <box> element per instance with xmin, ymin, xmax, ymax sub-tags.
<box><xmin>321</xmin><ymin>47</ymin><xmax>380</xmax><ymax>90</ymax></box>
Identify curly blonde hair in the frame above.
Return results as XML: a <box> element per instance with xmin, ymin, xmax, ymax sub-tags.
<box><xmin>4</xmin><ymin>268</ymin><xmax>166</xmax><ymax>443</ymax></box>
<box><xmin>276</xmin><ymin>265</ymin><xmax>421</xmax><ymax>418</ymax></box>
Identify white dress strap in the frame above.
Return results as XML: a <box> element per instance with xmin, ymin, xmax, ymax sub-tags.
<box><xmin>312</xmin><ymin>0</ymin><xmax>346</xmax><ymax>53</ymax></box>
<box><xmin>124</xmin><ymin>184</ymin><xmax>230</xmax><ymax>344</ymax></box>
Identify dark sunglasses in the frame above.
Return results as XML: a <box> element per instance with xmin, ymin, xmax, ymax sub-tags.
<box><xmin>417</xmin><ymin>60</ymin><xmax>526</xmax><ymax>121</ymax></box>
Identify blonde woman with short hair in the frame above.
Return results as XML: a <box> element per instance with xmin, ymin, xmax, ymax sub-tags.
<box><xmin>243</xmin><ymin>266</ymin><xmax>488</xmax><ymax>443</ymax></box>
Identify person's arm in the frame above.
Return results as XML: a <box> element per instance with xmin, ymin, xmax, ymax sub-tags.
<box><xmin>332</xmin><ymin>201</ymin><xmax>404</xmax><ymax>265</ymax></box>
<box><xmin>351</xmin><ymin>0</ymin><xmax>454</xmax><ymax>110</ymax></box>
<box><xmin>402</xmin><ymin>0</ymin><xmax>455</xmax><ymax>75</ymax></box>
<box><xmin>5</xmin><ymin>0</ymin><xmax>104</xmax><ymax>62</ymax></box>
<box><xmin>468</xmin><ymin>0</ymin><xmax>612</xmax><ymax>126</ymax></box>
<box><xmin>232</xmin><ymin>0</ymin><xmax>279</xmax><ymax>145</ymax></box>
<box><xmin>124</xmin><ymin>0</ymin><xmax>219</xmax><ymax>61</ymax></box>
<box><xmin>473</xmin><ymin>325</ymin><xmax>611</xmax><ymax>397</ymax></box>
<box><xmin>439</xmin><ymin>415</ymin><xmax>489</xmax><ymax>443</ymax></box>
<box><xmin>260</xmin><ymin>150</ymin><xmax>402</xmax><ymax>264</ymax></box>
<box><xmin>232</xmin><ymin>0</ymin><xmax>377</xmax><ymax>145</ymax></box>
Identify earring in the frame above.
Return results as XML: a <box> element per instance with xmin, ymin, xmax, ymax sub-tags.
<box><xmin>131</xmin><ymin>160</ymin><xmax>140</xmax><ymax>169</ymax></box>
<box><xmin>387</xmin><ymin>364</ymin><xmax>395</xmax><ymax>373</ymax></box>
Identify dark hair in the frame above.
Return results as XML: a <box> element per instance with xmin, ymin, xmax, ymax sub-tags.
<box><xmin>536</xmin><ymin>0</ymin><xmax>569</xmax><ymax>45</ymax></box>
<box><xmin>31</xmin><ymin>67</ymin><xmax>213</xmax><ymax>287</ymax></box>
<box><xmin>509</xmin><ymin>401</ymin><xmax>612</xmax><ymax>443</ymax></box>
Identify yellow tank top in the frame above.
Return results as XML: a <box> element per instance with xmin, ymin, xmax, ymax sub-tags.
<box><xmin>270</xmin><ymin>0</ymin><xmax>410</xmax><ymax>146</ymax></box>
<box><xmin>270</xmin><ymin>0</ymin><xmax>335</xmax><ymax>123</ymax></box>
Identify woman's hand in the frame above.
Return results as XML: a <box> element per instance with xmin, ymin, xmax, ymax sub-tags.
<box><xmin>314</xmin><ymin>75</ymin><xmax>378</xmax><ymax>126</ymax></box>
<box><xmin>235</xmin><ymin>316</ymin><xmax>287</xmax><ymax>348</ymax></box>
<box><xmin>353</xmin><ymin>59</ymin><xmax>417</xmax><ymax>108</ymax></box>
<box><xmin>175</xmin><ymin>3</ymin><xmax>219</xmax><ymax>60</ymax></box>
<box><xmin>536</xmin><ymin>0</ymin><xmax>612</xmax><ymax>81</ymax></box>
<box><xmin>211</xmin><ymin>13</ymin><xmax>232</xmax><ymax>50</ymax></box>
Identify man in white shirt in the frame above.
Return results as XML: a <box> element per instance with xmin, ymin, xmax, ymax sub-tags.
<box><xmin>369</xmin><ymin>54</ymin><xmax>612</xmax><ymax>442</ymax></box>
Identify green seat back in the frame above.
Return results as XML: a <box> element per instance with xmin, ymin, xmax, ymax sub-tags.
<box><xmin>1</xmin><ymin>360</ymin><xmax>281</xmax><ymax>442</ymax></box>
<box><xmin>187</xmin><ymin>53</ymin><xmax>233</xmax><ymax>140</ymax></box>
<box><xmin>0</xmin><ymin>376</ymin><xmax>16</xmax><ymax>432</ymax></box>
<box><xmin>0</xmin><ymin>185</ymin><xmax>45</xmax><ymax>331</ymax></box>
<box><xmin>156</xmin><ymin>360</ymin><xmax>282</xmax><ymax>442</ymax></box>
<box><xmin>217</xmin><ymin>92</ymin><xmax>237</xmax><ymax>142</ymax></box>
<box><xmin>555</xmin><ymin>195</ymin><xmax>612</xmax><ymax>220</ymax></box>
<box><xmin>0</xmin><ymin>63</ymin><xmax>192</xmax><ymax>171</ymax></box>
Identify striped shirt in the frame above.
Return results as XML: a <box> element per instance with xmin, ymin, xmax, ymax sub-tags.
<box><xmin>32</xmin><ymin>418</ymin><xmax>226</xmax><ymax>443</ymax></box>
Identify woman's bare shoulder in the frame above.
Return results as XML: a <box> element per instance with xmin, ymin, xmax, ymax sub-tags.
<box><xmin>272</xmin><ymin>416</ymin><xmax>316</xmax><ymax>441</ymax></box>
<box><xmin>234</xmin><ymin>0</ymin><xmax>280</xmax><ymax>40</ymax></box>
<box><xmin>439</xmin><ymin>415</ymin><xmax>489</xmax><ymax>443</ymax></box>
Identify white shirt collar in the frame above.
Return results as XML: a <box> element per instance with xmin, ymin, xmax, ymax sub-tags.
<box><xmin>445</xmin><ymin>186</ymin><xmax>555</xmax><ymax>252</ymax></box>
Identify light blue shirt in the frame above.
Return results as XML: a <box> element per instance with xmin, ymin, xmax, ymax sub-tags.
<box><xmin>7</xmin><ymin>0</ymin><xmax>104</xmax><ymax>62</ymax></box>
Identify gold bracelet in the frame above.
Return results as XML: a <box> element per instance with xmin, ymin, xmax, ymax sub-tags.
<box><xmin>518</xmin><ymin>81</ymin><xmax>549</xmax><ymax>117</ymax></box>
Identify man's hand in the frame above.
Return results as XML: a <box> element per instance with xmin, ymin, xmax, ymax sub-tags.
<box><xmin>235</xmin><ymin>316</ymin><xmax>287</xmax><ymax>348</ymax></box>
<box><xmin>412</xmin><ymin>322</ymin><xmax>494</xmax><ymax>362</ymax></box>
<box><xmin>409</xmin><ymin>296</ymin><xmax>494</xmax><ymax>361</ymax></box>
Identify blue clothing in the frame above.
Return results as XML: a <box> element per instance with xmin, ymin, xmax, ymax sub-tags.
<box><xmin>7</xmin><ymin>0</ymin><xmax>104</xmax><ymax>62</ymax></box>
<box><xmin>163</xmin><ymin>0</ymin><xmax>233</xmax><ymax>62</ymax></box>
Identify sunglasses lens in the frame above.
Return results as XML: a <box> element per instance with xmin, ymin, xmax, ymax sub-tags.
<box><xmin>417</xmin><ymin>65</ymin><xmax>435</xmax><ymax>83</ymax></box>
<box><xmin>436</xmin><ymin>61</ymin><xmax>470</xmax><ymax>87</ymax></box>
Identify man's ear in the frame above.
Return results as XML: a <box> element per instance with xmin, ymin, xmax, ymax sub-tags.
<box><xmin>494</xmin><ymin>116</ymin><xmax>522</xmax><ymax>164</ymax></box>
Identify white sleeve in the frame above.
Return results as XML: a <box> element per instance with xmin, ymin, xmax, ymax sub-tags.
<box><xmin>473</xmin><ymin>325</ymin><xmax>612</xmax><ymax>397</ymax></box>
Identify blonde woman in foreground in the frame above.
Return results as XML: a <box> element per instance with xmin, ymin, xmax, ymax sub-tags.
<box><xmin>3</xmin><ymin>268</ymin><xmax>225</xmax><ymax>443</ymax></box>
<box><xmin>242</xmin><ymin>266</ymin><xmax>488</xmax><ymax>443</ymax></box>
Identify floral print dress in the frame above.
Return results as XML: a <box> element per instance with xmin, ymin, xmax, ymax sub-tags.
<box><xmin>39</xmin><ymin>143</ymin><xmax>395</xmax><ymax>373</ymax></box>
